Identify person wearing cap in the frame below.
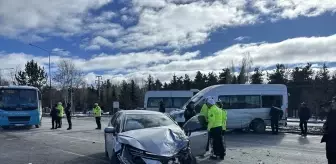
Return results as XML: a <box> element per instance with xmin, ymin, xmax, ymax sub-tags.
<box><xmin>56</xmin><ymin>102</ymin><xmax>64</xmax><ymax>128</ymax></box>
<box><xmin>93</xmin><ymin>103</ymin><xmax>102</xmax><ymax>130</ymax></box>
<box><xmin>206</xmin><ymin>98</ymin><xmax>225</xmax><ymax>160</ymax></box>
<box><xmin>200</xmin><ymin>97</ymin><xmax>211</xmax><ymax>151</ymax></box>
<box><xmin>321</xmin><ymin>96</ymin><xmax>336</xmax><ymax>164</ymax></box>
<box><xmin>299</xmin><ymin>102</ymin><xmax>311</xmax><ymax>136</ymax></box>
<box><xmin>216</xmin><ymin>101</ymin><xmax>227</xmax><ymax>157</ymax></box>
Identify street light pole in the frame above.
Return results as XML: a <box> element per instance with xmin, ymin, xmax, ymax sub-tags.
<box><xmin>29</xmin><ymin>44</ymin><xmax>66</xmax><ymax>110</ymax></box>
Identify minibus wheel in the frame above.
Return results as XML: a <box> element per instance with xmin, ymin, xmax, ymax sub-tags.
<box><xmin>251</xmin><ymin>119</ymin><xmax>265</xmax><ymax>133</ymax></box>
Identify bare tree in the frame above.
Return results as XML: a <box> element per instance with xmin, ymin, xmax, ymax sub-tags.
<box><xmin>53</xmin><ymin>59</ymin><xmax>85</xmax><ymax>106</ymax></box>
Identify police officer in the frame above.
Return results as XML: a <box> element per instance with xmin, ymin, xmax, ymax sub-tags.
<box><xmin>269</xmin><ymin>102</ymin><xmax>281</xmax><ymax>135</ymax></box>
<box><xmin>321</xmin><ymin>96</ymin><xmax>336</xmax><ymax>164</ymax></box>
<box><xmin>56</xmin><ymin>102</ymin><xmax>64</xmax><ymax>128</ymax></box>
<box><xmin>50</xmin><ymin>104</ymin><xmax>58</xmax><ymax>129</ymax></box>
<box><xmin>216</xmin><ymin>101</ymin><xmax>227</xmax><ymax>157</ymax></box>
<box><xmin>299</xmin><ymin>102</ymin><xmax>311</xmax><ymax>136</ymax></box>
<box><xmin>206</xmin><ymin>98</ymin><xmax>225</xmax><ymax>160</ymax></box>
<box><xmin>93</xmin><ymin>103</ymin><xmax>102</xmax><ymax>130</ymax></box>
<box><xmin>65</xmin><ymin>103</ymin><xmax>72</xmax><ymax>130</ymax></box>
<box><xmin>200</xmin><ymin>97</ymin><xmax>210</xmax><ymax>151</ymax></box>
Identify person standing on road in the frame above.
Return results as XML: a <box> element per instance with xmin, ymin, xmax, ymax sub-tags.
<box><xmin>200</xmin><ymin>97</ymin><xmax>210</xmax><ymax>151</ymax></box>
<box><xmin>184</xmin><ymin>102</ymin><xmax>196</xmax><ymax>122</ymax></box>
<box><xmin>216</xmin><ymin>101</ymin><xmax>227</xmax><ymax>157</ymax></box>
<box><xmin>159</xmin><ymin>100</ymin><xmax>165</xmax><ymax>113</ymax></box>
<box><xmin>93</xmin><ymin>103</ymin><xmax>102</xmax><ymax>130</ymax></box>
<box><xmin>50</xmin><ymin>104</ymin><xmax>58</xmax><ymax>130</ymax></box>
<box><xmin>206</xmin><ymin>98</ymin><xmax>225</xmax><ymax>160</ymax></box>
<box><xmin>321</xmin><ymin>97</ymin><xmax>336</xmax><ymax>164</ymax></box>
<box><xmin>65</xmin><ymin>103</ymin><xmax>72</xmax><ymax>130</ymax></box>
<box><xmin>299</xmin><ymin>102</ymin><xmax>311</xmax><ymax>136</ymax></box>
<box><xmin>56</xmin><ymin>102</ymin><xmax>64</xmax><ymax>128</ymax></box>
<box><xmin>269</xmin><ymin>103</ymin><xmax>281</xmax><ymax>135</ymax></box>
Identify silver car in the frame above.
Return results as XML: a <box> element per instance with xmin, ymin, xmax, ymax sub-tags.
<box><xmin>104</xmin><ymin>110</ymin><xmax>208</xmax><ymax>164</ymax></box>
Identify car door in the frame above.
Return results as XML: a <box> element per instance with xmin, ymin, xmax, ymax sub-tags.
<box><xmin>105</xmin><ymin>113</ymin><xmax>120</xmax><ymax>158</ymax></box>
<box><xmin>183</xmin><ymin>115</ymin><xmax>208</xmax><ymax>156</ymax></box>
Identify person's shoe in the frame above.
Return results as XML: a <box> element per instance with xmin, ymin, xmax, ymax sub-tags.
<box><xmin>209</xmin><ymin>155</ymin><xmax>218</xmax><ymax>160</ymax></box>
<box><xmin>51</xmin><ymin>128</ymin><xmax>54</xmax><ymax>130</ymax></box>
<box><xmin>95</xmin><ymin>128</ymin><xmax>99</xmax><ymax>130</ymax></box>
<box><xmin>219</xmin><ymin>156</ymin><xmax>224</xmax><ymax>160</ymax></box>
<box><xmin>67</xmin><ymin>128</ymin><xmax>71</xmax><ymax>130</ymax></box>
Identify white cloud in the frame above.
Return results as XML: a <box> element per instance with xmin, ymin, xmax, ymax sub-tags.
<box><xmin>0</xmin><ymin>0</ymin><xmax>113</xmax><ymax>40</ymax></box>
<box><xmin>2</xmin><ymin>34</ymin><xmax>336</xmax><ymax>84</ymax></box>
<box><xmin>234</xmin><ymin>36</ymin><xmax>250</xmax><ymax>41</ymax></box>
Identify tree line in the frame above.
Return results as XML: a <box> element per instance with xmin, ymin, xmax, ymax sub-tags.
<box><xmin>3</xmin><ymin>58</ymin><xmax>336</xmax><ymax>117</ymax></box>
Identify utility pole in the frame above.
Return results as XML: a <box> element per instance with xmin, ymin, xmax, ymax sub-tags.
<box><xmin>95</xmin><ymin>76</ymin><xmax>102</xmax><ymax>102</ymax></box>
<box><xmin>0</xmin><ymin>68</ymin><xmax>14</xmax><ymax>86</ymax></box>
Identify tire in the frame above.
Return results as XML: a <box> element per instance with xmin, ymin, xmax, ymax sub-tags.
<box><xmin>110</xmin><ymin>151</ymin><xmax>120</xmax><ymax>164</ymax></box>
<box><xmin>35</xmin><ymin>120</ymin><xmax>42</xmax><ymax>128</ymax></box>
<box><xmin>252</xmin><ymin>119</ymin><xmax>266</xmax><ymax>133</ymax></box>
<box><xmin>1</xmin><ymin>126</ymin><xmax>10</xmax><ymax>130</ymax></box>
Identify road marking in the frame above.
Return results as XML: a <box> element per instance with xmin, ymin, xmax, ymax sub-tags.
<box><xmin>45</xmin><ymin>132</ymin><xmax>105</xmax><ymax>144</ymax></box>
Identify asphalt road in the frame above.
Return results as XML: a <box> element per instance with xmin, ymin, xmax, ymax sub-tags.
<box><xmin>0</xmin><ymin>117</ymin><xmax>328</xmax><ymax>164</ymax></box>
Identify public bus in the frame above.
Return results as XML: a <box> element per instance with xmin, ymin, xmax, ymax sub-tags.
<box><xmin>144</xmin><ymin>90</ymin><xmax>199</xmax><ymax>113</ymax></box>
<box><xmin>0</xmin><ymin>86</ymin><xmax>42</xmax><ymax>129</ymax></box>
<box><xmin>170</xmin><ymin>84</ymin><xmax>288</xmax><ymax>133</ymax></box>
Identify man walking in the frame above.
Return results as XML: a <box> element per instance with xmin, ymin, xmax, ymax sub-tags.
<box><xmin>50</xmin><ymin>104</ymin><xmax>58</xmax><ymax>129</ymax></box>
<box><xmin>65</xmin><ymin>103</ymin><xmax>72</xmax><ymax>130</ymax></box>
<box><xmin>269</xmin><ymin>103</ymin><xmax>281</xmax><ymax>135</ymax></box>
<box><xmin>56</xmin><ymin>102</ymin><xmax>64</xmax><ymax>128</ymax></box>
<box><xmin>321</xmin><ymin>97</ymin><xmax>336</xmax><ymax>164</ymax></box>
<box><xmin>299</xmin><ymin>102</ymin><xmax>311</xmax><ymax>136</ymax></box>
<box><xmin>93</xmin><ymin>103</ymin><xmax>102</xmax><ymax>130</ymax></box>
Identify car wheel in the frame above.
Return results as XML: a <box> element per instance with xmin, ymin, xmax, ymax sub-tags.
<box><xmin>252</xmin><ymin>119</ymin><xmax>266</xmax><ymax>133</ymax></box>
<box><xmin>110</xmin><ymin>151</ymin><xmax>120</xmax><ymax>164</ymax></box>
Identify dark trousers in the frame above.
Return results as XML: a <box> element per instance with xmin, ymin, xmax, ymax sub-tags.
<box><xmin>299</xmin><ymin>120</ymin><xmax>308</xmax><ymax>134</ymax></box>
<box><xmin>222</xmin><ymin>130</ymin><xmax>226</xmax><ymax>155</ymax></box>
<box><xmin>51</xmin><ymin>117</ymin><xmax>57</xmax><ymax>129</ymax></box>
<box><xmin>327</xmin><ymin>141</ymin><xmax>336</xmax><ymax>164</ymax></box>
<box><xmin>271</xmin><ymin>119</ymin><xmax>279</xmax><ymax>134</ymax></box>
<box><xmin>95</xmin><ymin>117</ymin><xmax>101</xmax><ymax>129</ymax></box>
<box><xmin>66</xmin><ymin>115</ymin><xmax>72</xmax><ymax>129</ymax></box>
<box><xmin>206</xmin><ymin>131</ymin><xmax>210</xmax><ymax>151</ymax></box>
<box><xmin>210</xmin><ymin>127</ymin><xmax>225</xmax><ymax>157</ymax></box>
<box><xmin>57</xmin><ymin>117</ymin><xmax>62</xmax><ymax>128</ymax></box>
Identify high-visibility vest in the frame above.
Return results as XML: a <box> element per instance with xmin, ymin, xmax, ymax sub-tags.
<box><xmin>57</xmin><ymin>105</ymin><xmax>64</xmax><ymax>117</ymax></box>
<box><xmin>221</xmin><ymin>108</ymin><xmax>227</xmax><ymax>131</ymax></box>
<box><xmin>93</xmin><ymin>106</ymin><xmax>101</xmax><ymax>117</ymax></box>
<box><xmin>200</xmin><ymin>104</ymin><xmax>208</xmax><ymax>121</ymax></box>
<box><xmin>207</xmin><ymin>105</ymin><xmax>223</xmax><ymax>131</ymax></box>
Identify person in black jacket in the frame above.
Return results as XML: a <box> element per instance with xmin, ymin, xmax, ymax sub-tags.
<box><xmin>184</xmin><ymin>102</ymin><xmax>196</xmax><ymax>122</ymax></box>
<box><xmin>65</xmin><ymin>103</ymin><xmax>72</xmax><ymax>130</ymax></box>
<box><xmin>50</xmin><ymin>104</ymin><xmax>58</xmax><ymax>130</ymax></box>
<box><xmin>159</xmin><ymin>101</ymin><xmax>165</xmax><ymax>113</ymax></box>
<box><xmin>299</xmin><ymin>102</ymin><xmax>311</xmax><ymax>136</ymax></box>
<box><xmin>269</xmin><ymin>103</ymin><xmax>281</xmax><ymax>135</ymax></box>
<box><xmin>321</xmin><ymin>97</ymin><xmax>336</xmax><ymax>164</ymax></box>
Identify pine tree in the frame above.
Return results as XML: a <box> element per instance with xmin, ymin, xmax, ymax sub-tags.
<box><xmin>183</xmin><ymin>74</ymin><xmax>192</xmax><ymax>90</ymax></box>
<box><xmin>154</xmin><ymin>79</ymin><xmax>162</xmax><ymax>90</ymax></box>
<box><xmin>218</xmin><ymin>68</ymin><xmax>232</xmax><ymax>84</ymax></box>
<box><xmin>170</xmin><ymin>74</ymin><xmax>178</xmax><ymax>89</ymax></box>
<box><xmin>268</xmin><ymin>64</ymin><xmax>288</xmax><ymax>84</ymax></box>
<box><xmin>193</xmin><ymin>71</ymin><xmax>205</xmax><ymax>89</ymax></box>
<box><xmin>15</xmin><ymin>60</ymin><xmax>47</xmax><ymax>89</ymax></box>
<box><xmin>163</xmin><ymin>82</ymin><xmax>169</xmax><ymax>90</ymax></box>
<box><xmin>176</xmin><ymin>76</ymin><xmax>184</xmax><ymax>90</ymax></box>
<box><xmin>130</xmin><ymin>80</ymin><xmax>138</xmax><ymax>109</ymax></box>
<box><xmin>119</xmin><ymin>80</ymin><xmax>130</xmax><ymax>110</ymax></box>
<box><xmin>251</xmin><ymin>68</ymin><xmax>263</xmax><ymax>84</ymax></box>
<box><xmin>145</xmin><ymin>75</ymin><xmax>155</xmax><ymax>91</ymax></box>
<box><xmin>207</xmin><ymin>72</ymin><xmax>218</xmax><ymax>86</ymax></box>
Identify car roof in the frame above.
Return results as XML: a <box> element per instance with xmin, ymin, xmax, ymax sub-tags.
<box><xmin>119</xmin><ymin>110</ymin><xmax>163</xmax><ymax>115</ymax></box>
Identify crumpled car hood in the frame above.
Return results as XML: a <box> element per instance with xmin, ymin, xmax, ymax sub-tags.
<box><xmin>117</xmin><ymin>125</ymin><xmax>189</xmax><ymax>157</ymax></box>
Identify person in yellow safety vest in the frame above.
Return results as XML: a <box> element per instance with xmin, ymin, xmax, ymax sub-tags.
<box><xmin>200</xmin><ymin>97</ymin><xmax>210</xmax><ymax>151</ymax></box>
<box><xmin>56</xmin><ymin>102</ymin><xmax>64</xmax><ymax>128</ymax></box>
<box><xmin>206</xmin><ymin>98</ymin><xmax>225</xmax><ymax>160</ymax></box>
<box><xmin>93</xmin><ymin>103</ymin><xmax>102</xmax><ymax>130</ymax></box>
<box><xmin>216</xmin><ymin>101</ymin><xmax>227</xmax><ymax>157</ymax></box>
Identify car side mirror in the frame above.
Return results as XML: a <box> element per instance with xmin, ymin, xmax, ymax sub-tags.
<box><xmin>105</xmin><ymin>127</ymin><xmax>116</xmax><ymax>135</ymax></box>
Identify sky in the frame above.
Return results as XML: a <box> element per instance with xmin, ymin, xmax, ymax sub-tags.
<box><xmin>1</xmin><ymin>0</ymin><xmax>336</xmax><ymax>84</ymax></box>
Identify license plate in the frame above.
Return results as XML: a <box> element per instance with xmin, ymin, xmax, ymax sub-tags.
<box><xmin>14</xmin><ymin>124</ymin><xmax>25</xmax><ymax>126</ymax></box>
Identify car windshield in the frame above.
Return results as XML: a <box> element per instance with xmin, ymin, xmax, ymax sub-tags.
<box><xmin>0</xmin><ymin>89</ymin><xmax>38</xmax><ymax>108</ymax></box>
<box><xmin>123</xmin><ymin>113</ymin><xmax>176</xmax><ymax>132</ymax></box>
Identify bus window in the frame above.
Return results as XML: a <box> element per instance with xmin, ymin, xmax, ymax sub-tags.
<box><xmin>172</xmin><ymin>97</ymin><xmax>190</xmax><ymax>108</ymax></box>
<box><xmin>219</xmin><ymin>95</ymin><xmax>260</xmax><ymax>109</ymax></box>
<box><xmin>262</xmin><ymin>95</ymin><xmax>283</xmax><ymax>108</ymax></box>
<box><xmin>147</xmin><ymin>97</ymin><xmax>172</xmax><ymax>108</ymax></box>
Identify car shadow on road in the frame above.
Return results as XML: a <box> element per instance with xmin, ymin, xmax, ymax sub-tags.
<box><xmin>63</xmin><ymin>152</ymin><xmax>110</xmax><ymax>164</ymax></box>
